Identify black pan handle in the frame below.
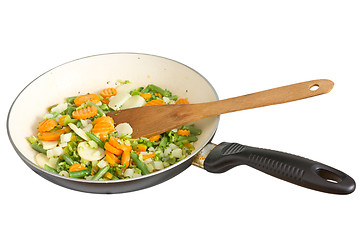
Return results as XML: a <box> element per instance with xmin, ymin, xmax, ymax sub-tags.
<box><xmin>203</xmin><ymin>142</ymin><xmax>356</xmax><ymax>194</ymax></box>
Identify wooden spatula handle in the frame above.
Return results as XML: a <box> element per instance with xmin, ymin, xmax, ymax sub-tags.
<box><xmin>197</xmin><ymin>79</ymin><xmax>334</xmax><ymax>118</ymax></box>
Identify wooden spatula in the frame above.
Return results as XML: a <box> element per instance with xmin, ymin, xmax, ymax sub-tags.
<box><xmin>106</xmin><ymin>79</ymin><xmax>334</xmax><ymax>138</ymax></box>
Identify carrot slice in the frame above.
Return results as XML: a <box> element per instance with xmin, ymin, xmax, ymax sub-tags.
<box><xmin>74</xmin><ymin>94</ymin><xmax>100</xmax><ymax>106</ymax></box>
<box><xmin>92</xmin><ymin>121</ymin><xmax>115</xmax><ymax>134</ymax></box>
<box><xmin>58</xmin><ymin>115</ymin><xmax>68</xmax><ymax>127</ymax></box>
<box><xmin>104</xmin><ymin>142</ymin><xmax>123</xmax><ymax>155</ymax></box>
<box><xmin>93</xmin><ymin>116</ymin><xmax>114</xmax><ymax>125</ymax></box>
<box><xmin>140</xmin><ymin>93</ymin><xmax>152</xmax><ymax>100</ymax></box>
<box><xmin>176</xmin><ymin>98</ymin><xmax>189</xmax><ymax>104</ymax></box>
<box><xmin>177</xmin><ymin>129</ymin><xmax>191</xmax><ymax>136</ymax></box>
<box><xmin>101</xmin><ymin>97</ymin><xmax>110</xmax><ymax>104</ymax></box>
<box><xmin>38</xmin><ymin>129</ymin><xmax>65</xmax><ymax>141</ymax></box>
<box><xmin>142</xmin><ymin>152</ymin><xmax>156</xmax><ymax>160</ymax></box>
<box><xmin>118</xmin><ymin>144</ymin><xmax>132</xmax><ymax>152</ymax></box>
<box><xmin>144</xmin><ymin>99</ymin><xmax>165</xmax><ymax>106</ymax></box>
<box><xmin>38</xmin><ymin>119</ymin><xmax>57</xmax><ymax>133</ymax></box>
<box><xmin>108</xmin><ymin>137</ymin><xmax>122</xmax><ymax>150</ymax></box>
<box><xmin>136</xmin><ymin>144</ymin><xmax>147</xmax><ymax>153</ymax></box>
<box><xmin>105</xmin><ymin>151</ymin><xmax>120</xmax><ymax>166</ymax></box>
<box><xmin>72</xmin><ymin>106</ymin><xmax>97</xmax><ymax>119</ymax></box>
<box><xmin>149</xmin><ymin>134</ymin><xmax>161</xmax><ymax>142</ymax></box>
<box><xmin>69</xmin><ymin>163</ymin><xmax>86</xmax><ymax>173</ymax></box>
<box><xmin>99</xmin><ymin>133</ymin><xmax>108</xmax><ymax>141</ymax></box>
<box><xmin>121</xmin><ymin>150</ymin><xmax>131</xmax><ymax>168</ymax></box>
<box><xmin>184</xmin><ymin>142</ymin><xmax>193</xmax><ymax>149</ymax></box>
<box><xmin>154</xmin><ymin>92</ymin><xmax>162</xmax><ymax>98</ymax></box>
<box><xmin>104</xmin><ymin>172</ymin><xmax>113</xmax><ymax>179</ymax></box>
<box><xmin>100</xmin><ymin>88</ymin><xmax>117</xmax><ymax>98</ymax></box>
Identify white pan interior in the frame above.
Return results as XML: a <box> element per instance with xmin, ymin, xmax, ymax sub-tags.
<box><xmin>8</xmin><ymin>53</ymin><xmax>219</xmax><ymax>175</ymax></box>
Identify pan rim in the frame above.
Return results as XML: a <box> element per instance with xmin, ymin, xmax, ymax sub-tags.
<box><xmin>7</xmin><ymin>52</ymin><xmax>220</xmax><ymax>184</ymax></box>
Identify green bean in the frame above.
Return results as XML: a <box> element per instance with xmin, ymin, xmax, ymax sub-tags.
<box><xmin>44</xmin><ymin>164</ymin><xmax>58</xmax><ymax>174</ymax></box>
<box><xmin>112</xmin><ymin>175</ymin><xmax>119</xmax><ymax>180</ymax></box>
<box><xmin>177</xmin><ymin>135</ymin><xmax>198</xmax><ymax>143</ymax></box>
<box><xmin>92</xmin><ymin>165</ymin><xmax>110</xmax><ymax>180</ymax></box>
<box><xmin>182</xmin><ymin>125</ymin><xmax>202</xmax><ymax>135</ymax></box>
<box><xmin>159</xmin><ymin>136</ymin><xmax>168</xmax><ymax>148</ymax></box>
<box><xmin>167</xmin><ymin>95</ymin><xmax>178</xmax><ymax>100</ymax></box>
<box><xmin>141</xmin><ymin>85</ymin><xmax>151</xmax><ymax>93</ymax></box>
<box><xmin>86</xmin><ymin>101</ymin><xmax>105</xmax><ymax>116</ymax></box>
<box><xmin>130</xmin><ymin>152</ymin><xmax>150</xmax><ymax>175</ymax></box>
<box><xmin>86</xmin><ymin>132</ymin><xmax>105</xmax><ymax>148</ymax></box>
<box><xmin>65</xmin><ymin>106</ymin><xmax>76</xmax><ymax>116</ymax></box>
<box><xmin>100</xmin><ymin>104</ymin><xmax>110</xmax><ymax>112</ymax></box>
<box><xmin>61</xmin><ymin>115</ymin><xmax>78</xmax><ymax>126</ymax></box>
<box><xmin>66</xmin><ymin>96</ymin><xmax>77</xmax><ymax>104</ymax></box>
<box><xmin>31</xmin><ymin>142</ymin><xmax>47</xmax><ymax>154</ymax></box>
<box><xmin>70</xmin><ymin>168</ymin><xmax>91</xmax><ymax>178</ymax></box>
<box><xmin>62</xmin><ymin>153</ymin><xmax>75</xmax><ymax>165</ymax></box>
<box><xmin>26</xmin><ymin>136</ymin><xmax>37</xmax><ymax>144</ymax></box>
<box><xmin>148</xmin><ymin>84</ymin><xmax>171</xmax><ymax>97</ymax></box>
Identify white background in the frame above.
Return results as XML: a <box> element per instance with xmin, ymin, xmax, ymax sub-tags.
<box><xmin>1</xmin><ymin>0</ymin><xmax>359</xmax><ymax>239</ymax></box>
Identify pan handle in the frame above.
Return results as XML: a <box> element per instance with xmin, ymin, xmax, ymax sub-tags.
<box><xmin>203</xmin><ymin>142</ymin><xmax>356</xmax><ymax>194</ymax></box>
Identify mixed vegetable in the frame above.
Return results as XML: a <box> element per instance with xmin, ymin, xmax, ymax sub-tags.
<box><xmin>27</xmin><ymin>82</ymin><xmax>201</xmax><ymax>181</ymax></box>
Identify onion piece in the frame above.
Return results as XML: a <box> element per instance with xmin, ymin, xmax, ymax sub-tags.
<box><xmin>108</xmin><ymin>92</ymin><xmax>131</xmax><ymax>110</ymax></box>
<box><xmin>68</xmin><ymin>123</ymin><xmax>90</xmax><ymax>141</ymax></box>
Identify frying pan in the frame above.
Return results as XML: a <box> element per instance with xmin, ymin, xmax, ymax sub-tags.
<box><xmin>7</xmin><ymin>53</ymin><xmax>356</xmax><ymax>194</ymax></box>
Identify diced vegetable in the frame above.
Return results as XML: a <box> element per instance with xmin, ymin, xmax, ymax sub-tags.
<box><xmin>121</xmin><ymin>95</ymin><xmax>146</xmax><ymax>109</ymax></box>
<box><xmin>153</xmin><ymin>161</ymin><xmax>164</xmax><ymax>170</ymax></box>
<box><xmin>177</xmin><ymin>129</ymin><xmax>191</xmax><ymax>136</ymax></box>
<box><xmin>69</xmin><ymin>163</ymin><xmax>86</xmax><ymax>173</ymax></box>
<box><xmin>77</xmin><ymin>141</ymin><xmax>105</xmax><ymax>161</ymax></box>
<box><xmin>108</xmin><ymin>92</ymin><xmax>131</xmax><ymax>110</ymax></box>
<box><xmin>148</xmin><ymin>84</ymin><xmax>171</xmax><ymax>97</ymax></box>
<box><xmin>176</xmin><ymin>98</ymin><xmax>189</xmax><ymax>104</ymax></box>
<box><xmin>130</xmin><ymin>152</ymin><xmax>150</xmax><ymax>175</ymax></box>
<box><xmin>172</xmin><ymin>148</ymin><xmax>183</xmax><ymax>158</ymax></box>
<box><xmin>51</xmin><ymin>103</ymin><xmax>68</xmax><ymax>114</ymax></box>
<box><xmin>85</xmin><ymin>101</ymin><xmax>106</xmax><ymax>117</ymax></box>
<box><xmin>38</xmin><ymin>129</ymin><xmax>65</xmax><ymax>141</ymax></box>
<box><xmin>100</xmin><ymin>88</ymin><xmax>117</xmax><ymax>98</ymax></box>
<box><xmin>182</xmin><ymin>125</ymin><xmax>202</xmax><ymax>135</ymax></box>
<box><xmin>86</xmin><ymin>132</ymin><xmax>105</xmax><ymax>148</ymax></box>
<box><xmin>140</xmin><ymin>93</ymin><xmax>151</xmax><ymax>100</ymax></box>
<box><xmin>92</xmin><ymin>165</ymin><xmax>110</xmax><ymax>180</ymax></box>
<box><xmin>104</xmin><ymin>142</ymin><xmax>122</xmax><ymax>155</ymax></box>
<box><xmin>72</xmin><ymin>106</ymin><xmax>97</xmax><ymax>119</ymax></box>
<box><xmin>105</xmin><ymin>151</ymin><xmax>120</xmax><ymax>166</ymax></box>
<box><xmin>121</xmin><ymin>150</ymin><xmax>131</xmax><ymax>168</ymax></box>
<box><xmin>31</xmin><ymin>142</ymin><xmax>47</xmax><ymax>154</ymax></box>
<box><xmin>69</xmin><ymin>168</ymin><xmax>91</xmax><ymax>178</ymax></box>
<box><xmin>38</xmin><ymin>119</ymin><xmax>58</xmax><ymax>133</ymax></box>
<box><xmin>39</xmin><ymin>140</ymin><xmax>58</xmax><ymax>150</ymax></box>
<box><xmin>97</xmin><ymin>159</ymin><xmax>108</xmax><ymax>169</ymax></box>
<box><xmin>68</xmin><ymin>123</ymin><xmax>90</xmax><ymax>141</ymax></box>
<box><xmin>28</xmin><ymin>82</ymin><xmax>202</xmax><ymax>181</ymax></box>
<box><xmin>149</xmin><ymin>134</ymin><xmax>161</xmax><ymax>142</ymax></box>
<box><xmin>74</xmin><ymin>94</ymin><xmax>100</xmax><ymax>106</ymax></box>
<box><xmin>144</xmin><ymin>99</ymin><xmax>165</xmax><ymax>106</ymax></box>
<box><xmin>44</xmin><ymin>164</ymin><xmax>58</xmax><ymax>173</ymax></box>
<box><xmin>62</xmin><ymin>153</ymin><xmax>75</xmax><ymax>165</ymax></box>
<box><xmin>115</xmin><ymin>123</ymin><xmax>133</xmax><ymax>136</ymax></box>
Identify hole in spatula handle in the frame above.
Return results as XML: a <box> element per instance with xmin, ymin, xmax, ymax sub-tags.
<box><xmin>310</xmin><ymin>84</ymin><xmax>320</xmax><ymax>91</ymax></box>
